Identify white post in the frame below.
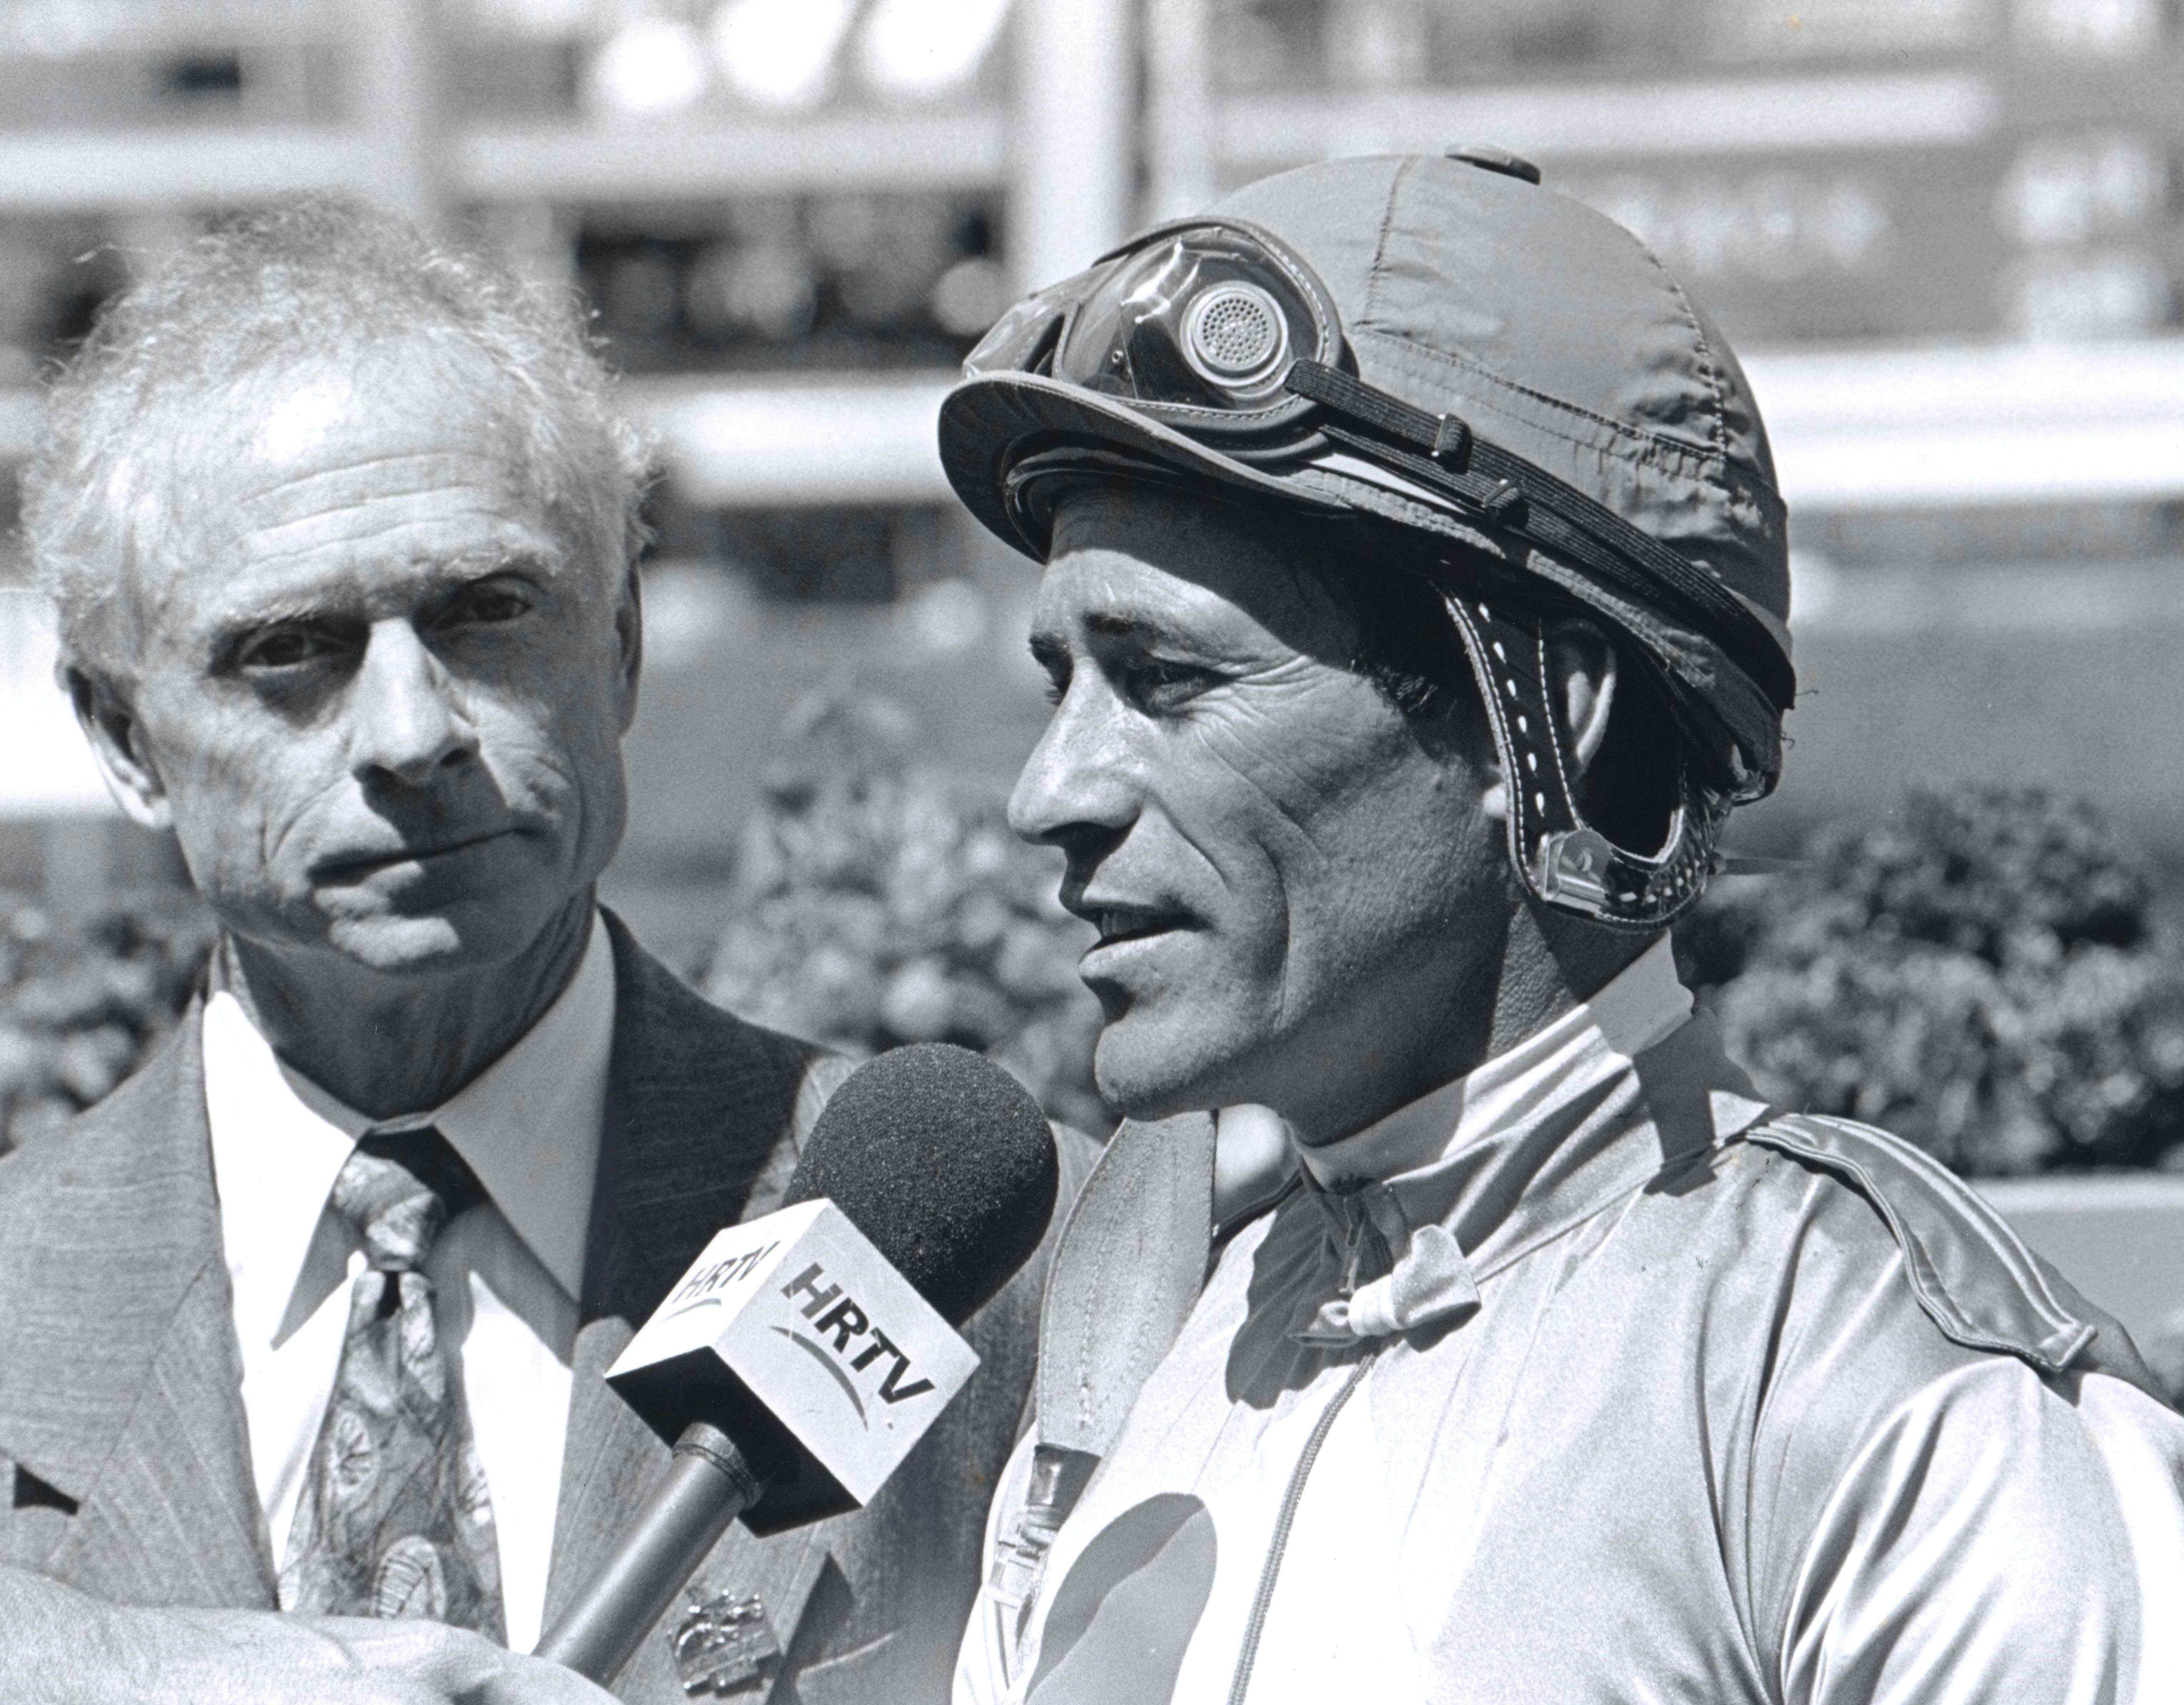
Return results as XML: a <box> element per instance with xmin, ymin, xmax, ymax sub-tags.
<box><xmin>343</xmin><ymin>0</ymin><xmax>447</xmax><ymax>230</ymax></box>
<box><xmin>1006</xmin><ymin>0</ymin><xmax>1137</xmax><ymax>294</ymax></box>
<box><xmin>473</xmin><ymin>199</ymin><xmax>579</xmax><ymax>302</ymax></box>
<box><xmin>1144</xmin><ymin>0</ymin><xmax>1216</xmax><ymax>222</ymax></box>
<box><xmin>111</xmin><ymin>210</ymin><xmax>198</xmax><ymax>282</ymax></box>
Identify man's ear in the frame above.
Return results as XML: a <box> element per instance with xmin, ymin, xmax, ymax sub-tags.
<box><xmin>614</xmin><ymin>561</ymin><xmax>643</xmax><ymax>732</ymax></box>
<box><xmin>1543</xmin><ymin>618</ymin><xmax>1620</xmax><ymax>780</ymax></box>
<box><xmin>65</xmin><ymin>665</ymin><xmax>172</xmax><ymax>831</ymax></box>
<box><xmin>1548</xmin><ymin>618</ymin><xmax>1684</xmax><ymax>856</ymax></box>
<box><xmin>1479</xmin><ymin>619</ymin><xmax>1620</xmax><ymax>825</ymax></box>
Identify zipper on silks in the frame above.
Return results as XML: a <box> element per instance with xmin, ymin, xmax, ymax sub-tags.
<box><xmin>989</xmin><ymin>1443</ymin><xmax>1100</xmax><ymax>1690</ymax></box>
<box><xmin>1224</xmin><ymin>1348</ymin><xmax>1381</xmax><ymax>1705</ymax></box>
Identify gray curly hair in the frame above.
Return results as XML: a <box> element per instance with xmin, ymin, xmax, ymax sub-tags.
<box><xmin>23</xmin><ymin>195</ymin><xmax>655</xmax><ymax>678</ymax></box>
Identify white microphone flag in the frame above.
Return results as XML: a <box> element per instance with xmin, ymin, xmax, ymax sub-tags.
<box><xmin>607</xmin><ymin>1198</ymin><xmax>980</xmax><ymax>1506</ymax></box>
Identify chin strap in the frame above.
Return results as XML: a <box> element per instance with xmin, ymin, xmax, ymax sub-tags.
<box><xmin>1440</xmin><ymin>590</ymin><xmax>1725</xmax><ymax>932</ymax></box>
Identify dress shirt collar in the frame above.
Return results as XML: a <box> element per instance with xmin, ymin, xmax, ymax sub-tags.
<box><xmin>204</xmin><ymin>911</ymin><xmax>614</xmax><ymax>1315</ymax></box>
<box><xmin>1286</xmin><ymin>936</ymin><xmax>1709</xmax><ymax>1342</ymax></box>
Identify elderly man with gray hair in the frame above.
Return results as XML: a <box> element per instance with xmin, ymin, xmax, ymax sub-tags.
<box><xmin>0</xmin><ymin>200</ymin><xmax>1077</xmax><ymax>1705</ymax></box>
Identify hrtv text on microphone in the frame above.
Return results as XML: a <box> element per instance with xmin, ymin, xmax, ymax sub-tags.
<box><xmin>780</xmin><ymin>1261</ymin><xmax>938</xmax><ymax>1406</ymax></box>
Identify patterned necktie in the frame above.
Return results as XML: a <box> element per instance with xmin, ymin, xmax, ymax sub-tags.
<box><xmin>279</xmin><ymin>1128</ymin><xmax>508</xmax><ymax>1642</ymax></box>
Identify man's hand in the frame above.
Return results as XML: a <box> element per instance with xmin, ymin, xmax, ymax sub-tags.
<box><xmin>287</xmin><ymin>1617</ymin><xmax>616</xmax><ymax>1703</ymax></box>
<box><xmin>0</xmin><ymin>1564</ymin><xmax>618</xmax><ymax>1704</ymax></box>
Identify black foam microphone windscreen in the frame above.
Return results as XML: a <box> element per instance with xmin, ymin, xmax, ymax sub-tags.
<box><xmin>784</xmin><ymin>1041</ymin><xmax>1060</xmax><ymax>1327</ymax></box>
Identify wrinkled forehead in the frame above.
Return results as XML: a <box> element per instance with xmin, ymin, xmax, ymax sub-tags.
<box><xmin>1039</xmin><ymin>482</ymin><xmax>1365</xmax><ymax>657</ymax></box>
<box><xmin>113</xmin><ymin>344</ymin><xmax>569</xmax><ymax>617</ymax></box>
<box><xmin>184</xmin><ymin>340</ymin><xmax>532</xmax><ymax>512</ymax></box>
<box><xmin>217</xmin><ymin>369</ymin><xmax>525</xmax><ymax>537</ymax></box>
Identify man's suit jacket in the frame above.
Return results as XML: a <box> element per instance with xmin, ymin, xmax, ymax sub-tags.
<box><xmin>0</xmin><ymin>912</ymin><xmax>1090</xmax><ymax>1704</ymax></box>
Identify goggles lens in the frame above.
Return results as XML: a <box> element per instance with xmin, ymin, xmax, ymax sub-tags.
<box><xmin>962</xmin><ymin>221</ymin><xmax>1341</xmax><ymax>442</ymax></box>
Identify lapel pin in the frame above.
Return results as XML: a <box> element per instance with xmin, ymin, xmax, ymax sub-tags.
<box><xmin>671</xmin><ymin>1582</ymin><xmax>782</xmax><ymax>1697</ymax></box>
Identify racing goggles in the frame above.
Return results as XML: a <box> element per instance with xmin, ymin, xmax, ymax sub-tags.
<box><xmin>964</xmin><ymin>217</ymin><xmax>1795</xmax><ymax>931</ymax></box>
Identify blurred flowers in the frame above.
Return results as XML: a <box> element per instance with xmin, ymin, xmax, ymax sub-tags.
<box><xmin>1680</xmin><ymin>784</ymin><xmax>2184</xmax><ymax>1175</ymax></box>
<box><xmin>703</xmin><ymin>692</ymin><xmax>1108</xmax><ymax>1133</ymax></box>
<box><xmin>0</xmin><ymin>892</ymin><xmax>213</xmax><ymax>1153</ymax></box>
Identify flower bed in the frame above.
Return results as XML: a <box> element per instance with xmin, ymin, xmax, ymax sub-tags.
<box><xmin>1678</xmin><ymin>784</ymin><xmax>2184</xmax><ymax>1177</ymax></box>
<box><xmin>700</xmin><ymin>692</ymin><xmax>1108</xmax><ymax>1135</ymax></box>
<box><xmin>0</xmin><ymin>890</ymin><xmax>214</xmax><ymax>1153</ymax></box>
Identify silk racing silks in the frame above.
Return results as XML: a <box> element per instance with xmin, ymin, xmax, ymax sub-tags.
<box><xmin>956</xmin><ymin>940</ymin><xmax>2184</xmax><ymax>1705</ymax></box>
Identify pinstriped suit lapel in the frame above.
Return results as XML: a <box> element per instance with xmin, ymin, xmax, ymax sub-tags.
<box><xmin>0</xmin><ymin>1009</ymin><xmax>274</xmax><ymax>1608</ymax></box>
<box><xmin>544</xmin><ymin>913</ymin><xmax>836</xmax><ymax>1698</ymax></box>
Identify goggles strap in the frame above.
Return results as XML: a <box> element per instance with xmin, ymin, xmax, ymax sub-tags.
<box><xmin>1441</xmin><ymin>589</ymin><xmax>1721</xmax><ymax>931</ymax></box>
<box><xmin>1286</xmin><ymin>360</ymin><xmax>1794</xmax><ymax>715</ymax></box>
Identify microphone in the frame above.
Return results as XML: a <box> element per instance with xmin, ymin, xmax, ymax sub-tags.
<box><xmin>534</xmin><ymin>1043</ymin><xmax>1060</xmax><ymax>1682</ymax></box>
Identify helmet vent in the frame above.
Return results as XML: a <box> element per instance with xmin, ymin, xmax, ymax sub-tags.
<box><xmin>1183</xmin><ymin>282</ymin><xmax>1289</xmax><ymax>392</ymax></box>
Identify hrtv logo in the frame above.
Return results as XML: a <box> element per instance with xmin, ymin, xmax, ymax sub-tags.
<box><xmin>777</xmin><ymin>1261</ymin><xmax>937</xmax><ymax>1415</ymax></box>
<box><xmin>665</xmin><ymin>1241</ymin><xmax>781</xmax><ymax>1314</ymax></box>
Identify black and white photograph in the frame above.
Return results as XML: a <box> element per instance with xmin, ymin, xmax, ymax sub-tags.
<box><xmin>0</xmin><ymin>2</ymin><xmax>2179</xmax><ymax>1700</ymax></box>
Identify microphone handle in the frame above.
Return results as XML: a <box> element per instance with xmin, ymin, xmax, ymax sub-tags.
<box><xmin>533</xmin><ymin>1421</ymin><xmax>765</xmax><ymax>1683</ymax></box>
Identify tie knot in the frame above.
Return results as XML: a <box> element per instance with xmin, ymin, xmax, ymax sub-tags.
<box><xmin>329</xmin><ymin>1127</ymin><xmax>487</xmax><ymax>1271</ymax></box>
<box><xmin>1307</xmin><ymin>1176</ymin><xmax>1407</xmax><ymax>1292</ymax></box>
<box><xmin>1292</xmin><ymin>1173</ymin><xmax>1482</xmax><ymax>1345</ymax></box>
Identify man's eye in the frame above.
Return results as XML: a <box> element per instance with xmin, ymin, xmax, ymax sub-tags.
<box><xmin>238</xmin><ymin>628</ymin><xmax>341</xmax><ymax>671</ymax></box>
<box><xmin>1028</xmin><ymin>640</ymin><xmax>1072</xmax><ymax>707</ymax></box>
<box><xmin>1122</xmin><ymin>659</ymin><xmax>1216</xmax><ymax>713</ymax></box>
<box><xmin>449</xmin><ymin>583</ymin><xmax>532</xmax><ymax>625</ymax></box>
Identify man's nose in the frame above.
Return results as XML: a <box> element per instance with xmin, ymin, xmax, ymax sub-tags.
<box><xmin>1008</xmin><ymin>678</ymin><xmax>1137</xmax><ymax>849</ymax></box>
<box><xmin>346</xmin><ymin>621</ymin><xmax>478</xmax><ymax>786</ymax></box>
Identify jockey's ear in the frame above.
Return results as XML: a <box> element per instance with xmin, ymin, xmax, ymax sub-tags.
<box><xmin>1481</xmin><ymin>617</ymin><xmax>1618</xmax><ymax>830</ymax></box>
<box><xmin>1544</xmin><ymin>617</ymin><xmax>1618</xmax><ymax>779</ymax></box>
